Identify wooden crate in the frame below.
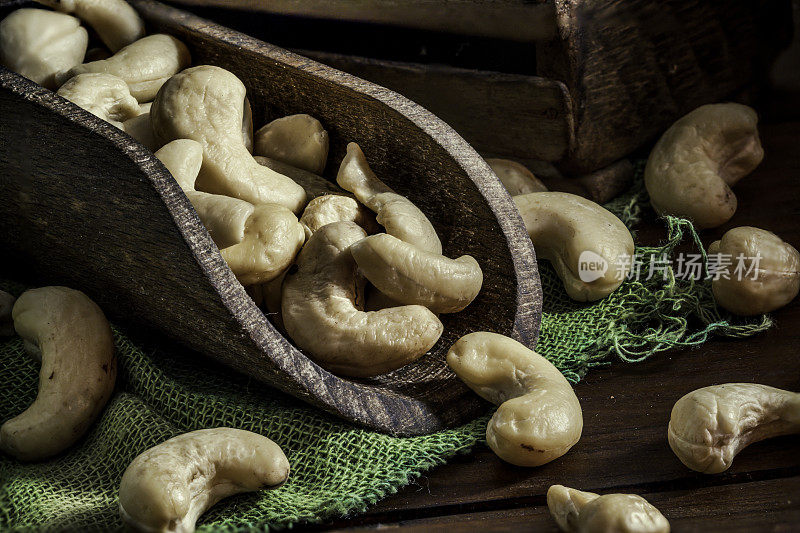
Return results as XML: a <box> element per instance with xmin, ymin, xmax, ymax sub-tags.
<box><xmin>169</xmin><ymin>0</ymin><xmax>793</xmax><ymax>193</ymax></box>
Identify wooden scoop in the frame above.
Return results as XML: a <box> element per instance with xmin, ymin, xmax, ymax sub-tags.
<box><xmin>0</xmin><ymin>0</ymin><xmax>542</xmax><ymax>435</ymax></box>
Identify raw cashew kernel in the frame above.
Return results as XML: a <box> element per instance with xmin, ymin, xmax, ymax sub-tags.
<box><xmin>645</xmin><ymin>103</ymin><xmax>764</xmax><ymax>229</ymax></box>
<box><xmin>119</xmin><ymin>428</ymin><xmax>289</xmax><ymax>533</ymax></box>
<box><xmin>668</xmin><ymin>383</ymin><xmax>800</xmax><ymax>474</ymax></box>
<box><xmin>337</xmin><ymin>143</ymin><xmax>442</xmax><ymax>254</ymax></box>
<box><xmin>256</xmin><ymin>155</ymin><xmax>349</xmax><ymax>200</ymax></box>
<box><xmin>36</xmin><ymin>0</ymin><xmax>145</xmax><ymax>53</ymax></box>
<box><xmin>351</xmin><ymin>233</ymin><xmax>483</xmax><ymax>313</ymax></box>
<box><xmin>59</xmin><ymin>34</ymin><xmax>191</xmax><ymax>101</ymax></box>
<box><xmin>708</xmin><ymin>227</ymin><xmax>799</xmax><ymax>316</ymax></box>
<box><xmin>282</xmin><ymin>221</ymin><xmax>443</xmax><ymax>377</ymax></box>
<box><xmin>123</xmin><ymin>111</ymin><xmax>161</xmax><ymax>152</ymax></box>
<box><xmin>547</xmin><ymin>485</ymin><xmax>670</xmax><ymax>533</ymax></box>
<box><xmin>0</xmin><ymin>290</ymin><xmax>15</xmax><ymax>336</ymax></box>
<box><xmin>299</xmin><ymin>194</ymin><xmax>377</xmax><ymax>239</ymax></box>
<box><xmin>155</xmin><ymin>140</ymin><xmax>304</xmax><ymax>284</ymax></box>
<box><xmin>57</xmin><ymin>72</ymin><xmax>140</xmax><ymax>128</ymax></box>
<box><xmin>254</xmin><ymin>114</ymin><xmax>329</xmax><ymax>174</ymax></box>
<box><xmin>486</xmin><ymin>158</ymin><xmax>547</xmax><ymax>196</ymax></box>
<box><xmin>0</xmin><ymin>8</ymin><xmax>88</xmax><ymax>89</ymax></box>
<box><xmin>514</xmin><ymin>192</ymin><xmax>633</xmax><ymax>301</ymax></box>
<box><xmin>446</xmin><ymin>332</ymin><xmax>582</xmax><ymax>466</ymax></box>
<box><xmin>151</xmin><ymin>66</ymin><xmax>306</xmax><ymax>213</ymax></box>
<box><xmin>0</xmin><ymin>286</ymin><xmax>116</xmax><ymax>461</ymax></box>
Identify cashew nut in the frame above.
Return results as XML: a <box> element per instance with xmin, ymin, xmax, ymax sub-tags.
<box><xmin>57</xmin><ymin>72</ymin><xmax>140</xmax><ymax>128</ymax></box>
<box><xmin>155</xmin><ymin>140</ymin><xmax>304</xmax><ymax>284</ymax></box>
<box><xmin>0</xmin><ymin>290</ymin><xmax>14</xmax><ymax>336</ymax></box>
<box><xmin>0</xmin><ymin>287</ymin><xmax>115</xmax><ymax>461</ymax></box>
<box><xmin>337</xmin><ymin>143</ymin><xmax>442</xmax><ymax>254</ymax></box>
<box><xmin>708</xmin><ymin>227</ymin><xmax>800</xmax><ymax>316</ymax></box>
<box><xmin>119</xmin><ymin>427</ymin><xmax>289</xmax><ymax>533</ymax></box>
<box><xmin>282</xmin><ymin>221</ymin><xmax>443</xmax><ymax>377</ymax></box>
<box><xmin>514</xmin><ymin>192</ymin><xmax>633</xmax><ymax>301</ymax></box>
<box><xmin>0</xmin><ymin>8</ymin><xmax>88</xmax><ymax>89</ymax></box>
<box><xmin>486</xmin><ymin>158</ymin><xmax>547</xmax><ymax>196</ymax></box>
<box><xmin>36</xmin><ymin>0</ymin><xmax>145</xmax><ymax>53</ymax></box>
<box><xmin>645</xmin><ymin>103</ymin><xmax>764</xmax><ymax>229</ymax></box>
<box><xmin>242</xmin><ymin>97</ymin><xmax>253</xmax><ymax>153</ymax></box>
<box><xmin>151</xmin><ymin>65</ymin><xmax>306</xmax><ymax>213</ymax></box>
<box><xmin>547</xmin><ymin>485</ymin><xmax>670</xmax><ymax>533</ymax></box>
<box><xmin>351</xmin><ymin>233</ymin><xmax>483</xmax><ymax>313</ymax></box>
<box><xmin>123</xmin><ymin>111</ymin><xmax>161</xmax><ymax>152</ymax></box>
<box><xmin>446</xmin><ymin>332</ymin><xmax>582</xmax><ymax>466</ymax></box>
<box><xmin>256</xmin><ymin>155</ymin><xmax>347</xmax><ymax>200</ymax></box>
<box><xmin>58</xmin><ymin>34</ymin><xmax>191</xmax><ymax>102</ymax></box>
<box><xmin>254</xmin><ymin>114</ymin><xmax>329</xmax><ymax>174</ymax></box>
<box><xmin>299</xmin><ymin>194</ymin><xmax>377</xmax><ymax>239</ymax></box>
<box><xmin>668</xmin><ymin>383</ymin><xmax>800</xmax><ymax>474</ymax></box>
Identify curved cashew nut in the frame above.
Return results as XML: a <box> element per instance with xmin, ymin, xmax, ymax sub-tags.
<box><xmin>486</xmin><ymin>158</ymin><xmax>547</xmax><ymax>196</ymax></box>
<box><xmin>256</xmin><ymin>155</ymin><xmax>348</xmax><ymax>200</ymax></box>
<box><xmin>351</xmin><ymin>233</ymin><xmax>483</xmax><ymax>313</ymax></box>
<box><xmin>0</xmin><ymin>287</ymin><xmax>115</xmax><ymax>461</ymax></box>
<box><xmin>155</xmin><ymin>140</ymin><xmax>304</xmax><ymax>284</ymax></box>
<box><xmin>0</xmin><ymin>290</ymin><xmax>14</xmax><ymax>336</ymax></box>
<box><xmin>282</xmin><ymin>221</ymin><xmax>443</xmax><ymax>377</ymax></box>
<box><xmin>36</xmin><ymin>0</ymin><xmax>145</xmax><ymax>53</ymax></box>
<box><xmin>58</xmin><ymin>34</ymin><xmax>191</xmax><ymax>101</ymax></box>
<box><xmin>337</xmin><ymin>143</ymin><xmax>442</xmax><ymax>254</ymax></box>
<box><xmin>0</xmin><ymin>8</ymin><xmax>88</xmax><ymax>89</ymax></box>
<box><xmin>119</xmin><ymin>427</ymin><xmax>289</xmax><ymax>533</ymax></box>
<box><xmin>668</xmin><ymin>383</ymin><xmax>800</xmax><ymax>474</ymax></box>
<box><xmin>57</xmin><ymin>72</ymin><xmax>140</xmax><ymax>128</ymax></box>
<box><xmin>645</xmin><ymin>103</ymin><xmax>764</xmax><ymax>229</ymax></box>
<box><xmin>254</xmin><ymin>114</ymin><xmax>329</xmax><ymax>174</ymax></box>
<box><xmin>514</xmin><ymin>192</ymin><xmax>633</xmax><ymax>301</ymax></box>
<box><xmin>446</xmin><ymin>332</ymin><xmax>582</xmax><ymax>466</ymax></box>
<box><xmin>151</xmin><ymin>66</ymin><xmax>306</xmax><ymax>213</ymax></box>
<box><xmin>299</xmin><ymin>194</ymin><xmax>378</xmax><ymax>240</ymax></box>
<box><xmin>123</xmin><ymin>111</ymin><xmax>161</xmax><ymax>152</ymax></box>
<box><xmin>547</xmin><ymin>485</ymin><xmax>670</xmax><ymax>533</ymax></box>
<box><xmin>242</xmin><ymin>97</ymin><xmax>253</xmax><ymax>153</ymax></box>
<box><xmin>708</xmin><ymin>227</ymin><xmax>799</xmax><ymax>316</ymax></box>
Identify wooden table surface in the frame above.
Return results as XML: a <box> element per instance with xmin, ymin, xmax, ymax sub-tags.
<box><xmin>298</xmin><ymin>120</ymin><xmax>800</xmax><ymax>532</ymax></box>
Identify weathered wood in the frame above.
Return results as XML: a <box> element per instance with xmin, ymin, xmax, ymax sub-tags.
<box><xmin>167</xmin><ymin>0</ymin><xmax>557</xmax><ymax>42</ymax></box>
<box><xmin>538</xmin><ymin>0</ymin><xmax>794</xmax><ymax>173</ymax></box>
<box><xmin>0</xmin><ymin>0</ymin><xmax>542</xmax><ymax>435</ymax></box>
<box><xmin>298</xmin><ymin>50</ymin><xmax>573</xmax><ymax>163</ymax></box>
<box><xmin>320</xmin><ymin>477</ymin><xmax>800</xmax><ymax>532</ymax></box>
<box><xmin>167</xmin><ymin>0</ymin><xmax>791</xmax><ymax>176</ymax></box>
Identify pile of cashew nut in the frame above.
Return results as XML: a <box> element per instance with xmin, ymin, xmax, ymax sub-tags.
<box><xmin>2</xmin><ymin>3</ymin><xmax>798</xmax><ymax>532</ymax></box>
<box><xmin>1</xmin><ymin>1</ymin><xmax>486</xmax><ymax>380</ymax></box>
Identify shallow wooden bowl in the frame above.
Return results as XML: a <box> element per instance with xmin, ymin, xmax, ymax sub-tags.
<box><xmin>0</xmin><ymin>0</ymin><xmax>542</xmax><ymax>435</ymax></box>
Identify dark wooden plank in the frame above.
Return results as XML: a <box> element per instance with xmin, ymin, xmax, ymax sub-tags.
<box><xmin>0</xmin><ymin>0</ymin><xmax>543</xmax><ymax>435</ymax></box>
<box><xmin>299</xmin><ymin>50</ymin><xmax>572</xmax><ymax>163</ymax></box>
<box><xmin>167</xmin><ymin>0</ymin><xmax>557</xmax><ymax>42</ymax></box>
<box><xmin>298</xmin><ymin>119</ymin><xmax>800</xmax><ymax>517</ymax></box>
<box><xmin>321</xmin><ymin>477</ymin><xmax>800</xmax><ymax>532</ymax></box>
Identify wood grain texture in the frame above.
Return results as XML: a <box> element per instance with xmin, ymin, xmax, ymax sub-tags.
<box><xmin>0</xmin><ymin>0</ymin><xmax>542</xmax><ymax>435</ymax></box>
<box><xmin>297</xmin><ymin>50</ymin><xmax>573</xmax><ymax>164</ymax></box>
<box><xmin>538</xmin><ymin>0</ymin><xmax>794</xmax><ymax>173</ymax></box>
<box><xmin>167</xmin><ymin>0</ymin><xmax>557</xmax><ymax>42</ymax></box>
<box><xmin>295</xmin><ymin>120</ymin><xmax>800</xmax><ymax>530</ymax></box>
<box><xmin>171</xmin><ymin>0</ymin><xmax>791</xmax><ymax>176</ymax></box>
<box><xmin>323</xmin><ymin>478</ymin><xmax>800</xmax><ymax>532</ymax></box>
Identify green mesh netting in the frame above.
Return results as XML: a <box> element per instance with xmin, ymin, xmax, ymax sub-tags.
<box><xmin>0</xmin><ymin>171</ymin><xmax>772</xmax><ymax>532</ymax></box>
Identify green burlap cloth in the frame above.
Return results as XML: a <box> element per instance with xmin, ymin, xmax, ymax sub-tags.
<box><xmin>0</xmin><ymin>172</ymin><xmax>771</xmax><ymax>531</ymax></box>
